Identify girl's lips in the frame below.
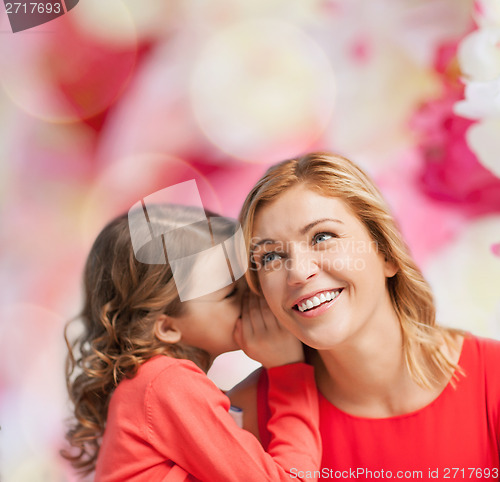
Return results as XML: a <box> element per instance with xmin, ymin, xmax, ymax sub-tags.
<box><xmin>293</xmin><ymin>289</ymin><xmax>343</xmax><ymax>318</ymax></box>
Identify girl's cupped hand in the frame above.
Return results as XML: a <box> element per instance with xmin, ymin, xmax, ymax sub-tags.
<box><xmin>234</xmin><ymin>291</ymin><xmax>304</xmax><ymax>368</ymax></box>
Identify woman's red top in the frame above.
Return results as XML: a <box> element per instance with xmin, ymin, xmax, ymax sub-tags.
<box><xmin>257</xmin><ymin>335</ymin><xmax>500</xmax><ymax>480</ymax></box>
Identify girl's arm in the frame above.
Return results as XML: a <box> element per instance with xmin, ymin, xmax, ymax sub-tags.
<box><xmin>144</xmin><ymin>358</ymin><xmax>320</xmax><ymax>482</ymax></box>
<box><xmin>146</xmin><ymin>292</ymin><xmax>321</xmax><ymax>481</ymax></box>
<box><xmin>226</xmin><ymin>367</ymin><xmax>262</xmax><ymax>440</ymax></box>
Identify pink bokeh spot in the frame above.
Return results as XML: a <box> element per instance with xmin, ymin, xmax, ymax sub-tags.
<box><xmin>411</xmin><ymin>43</ymin><xmax>500</xmax><ymax>217</ymax></box>
<box><xmin>350</xmin><ymin>36</ymin><xmax>372</xmax><ymax>63</ymax></box>
<box><xmin>43</xmin><ymin>15</ymin><xmax>141</xmax><ymax>126</ymax></box>
<box><xmin>491</xmin><ymin>243</ymin><xmax>500</xmax><ymax>258</ymax></box>
<box><xmin>473</xmin><ymin>0</ymin><xmax>485</xmax><ymax>17</ymax></box>
<box><xmin>375</xmin><ymin>150</ymin><xmax>466</xmax><ymax>266</ymax></box>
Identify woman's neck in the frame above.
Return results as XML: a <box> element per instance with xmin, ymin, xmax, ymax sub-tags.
<box><xmin>312</xmin><ymin>323</ymin><xmax>461</xmax><ymax>418</ymax></box>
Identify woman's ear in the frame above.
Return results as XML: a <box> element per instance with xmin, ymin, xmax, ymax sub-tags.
<box><xmin>154</xmin><ymin>314</ymin><xmax>182</xmax><ymax>344</ymax></box>
<box><xmin>384</xmin><ymin>258</ymin><xmax>398</xmax><ymax>278</ymax></box>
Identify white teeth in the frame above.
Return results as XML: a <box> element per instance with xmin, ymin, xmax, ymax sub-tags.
<box><xmin>296</xmin><ymin>290</ymin><xmax>341</xmax><ymax>312</ymax></box>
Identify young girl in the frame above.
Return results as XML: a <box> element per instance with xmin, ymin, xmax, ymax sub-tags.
<box><xmin>62</xmin><ymin>204</ymin><xmax>321</xmax><ymax>481</ymax></box>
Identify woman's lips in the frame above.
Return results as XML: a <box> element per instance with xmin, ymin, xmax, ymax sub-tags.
<box><xmin>292</xmin><ymin>288</ymin><xmax>344</xmax><ymax>318</ymax></box>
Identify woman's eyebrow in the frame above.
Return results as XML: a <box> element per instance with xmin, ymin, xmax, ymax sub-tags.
<box><xmin>252</xmin><ymin>218</ymin><xmax>344</xmax><ymax>248</ymax></box>
<box><xmin>252</xmin><ymin>239</ymin><xmax>278</xmax><ymax>249</ymax></box>
<box><xmin>299</xmin><ymin>218</ymin><xmax>344</xmax><ymax>235</ymax></box>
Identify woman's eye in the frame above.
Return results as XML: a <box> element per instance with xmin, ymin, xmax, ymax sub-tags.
<box><xmin>312</xmin><ymin>232</ymin><xmax>333</xmax><ymax>245</ymax></box>
<box><xmin>261</xmin><ymin>252</ymin><xmax>282</xmax><ymax>265</ymax></box>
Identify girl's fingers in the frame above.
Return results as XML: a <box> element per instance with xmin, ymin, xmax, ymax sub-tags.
<box><xmin>238</xmin><ymin>292</ymin><xmax>305</xmax><ymax>368</ymax></box>
<box><xmin>233</xmin><ymin>318</ymin><xmax>243</xmax><ymax>347</ymax></box>
<box><xmin>247</xmin><ymin>293</ymin><xmax>266</xmax><ymax>334</ymax></box>
<box><xmin>258</xmin><ymin>295</ymin><xmax>281</xmax><ymax>331</ymax></box>
<box><xmin>240</xmin><ymin>291</ymin><xmax>254</xmax><ymax>340</ymax></box>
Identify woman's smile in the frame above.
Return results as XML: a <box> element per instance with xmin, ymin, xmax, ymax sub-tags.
<box><xmin>292</xmin><ymin>288</ymin><xmax>344</xmax><ymax>317</ymax></box>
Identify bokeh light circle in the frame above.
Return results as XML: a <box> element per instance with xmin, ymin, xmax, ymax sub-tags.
<box><xmin>0</xmin><ymin>0</ymin><xmax>137</xmax><ymax>123</ymax></box>
<box><xmin>0</xmin><ymin>304</ymin><xmax>68</xmax><ymax>480</ymax></box>
<box><xmin>425</xmin><ymin>216</ymin><xmax>500</xmax><ymax>337</ymax></box>
<box><xmin>70</xmin><ymin>0</ymin><xmax>137</xmax><ymax>45</ymax></box>
<box><xmin>457</xmin><ymin>28</ymin><xmax>500</xmax><ymax>82</ymax></box>
<box><xmin>81</xmin><ymin>153</ymin><xmax>223</xmax><ymax>248</ymax></box>
<box><xmin>466</xmin><ymin>119</ymin><xmax>500</xmax><ymax>178</ymax></box>
<box><xmin>190</xmin><ymin>19</ymin><xmax>336</xmax><ymax>163</ymax></box>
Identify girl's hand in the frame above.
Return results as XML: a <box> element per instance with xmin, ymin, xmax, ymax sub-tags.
<box><xmin>234</xmin><ymin>291</ymin><xmax>304</xmax><ymax>369</ymax></box>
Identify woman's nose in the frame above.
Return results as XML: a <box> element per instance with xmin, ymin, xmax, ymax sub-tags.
<box><xmin>286</xmin><ymin>251</ymin><xmax>319</xmax><ymax>286</ymax></box>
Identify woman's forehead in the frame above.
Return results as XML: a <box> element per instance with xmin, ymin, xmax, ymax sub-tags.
<box><xmin>252</xmin><ymin>187</ymin><xmax>355</xmax><ymax>238</ymax></box>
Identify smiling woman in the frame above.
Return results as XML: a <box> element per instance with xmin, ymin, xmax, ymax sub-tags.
<box><xmin>230</xmin><ymin>151</ymin><xmax>500</xmax><ymax>475</ymax></box>
<box><xmin>241</xmin><ymin>152</ymin><xmax>459</xmax><ymax>388</ymax></box>
<box><xmin>250</xmin><ymin>185</ymin><xmax>399</xmax><ymax>351</ymax></box>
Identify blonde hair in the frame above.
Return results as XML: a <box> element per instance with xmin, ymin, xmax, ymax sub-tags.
<box><xmin>62</xmin><ymin>205</ymin><xmax>236</xmax><ymax>475</ymax></box>
<box><xmin>239</xmin><ymin>152</ymin><xmax>463</xmax><ymax>390</ymax></box>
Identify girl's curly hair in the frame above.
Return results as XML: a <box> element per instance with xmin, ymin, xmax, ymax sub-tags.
<box><xmin>61</xmin><ymin>205</ymin><xmax>234</xmax><ymax>475</ymax></box>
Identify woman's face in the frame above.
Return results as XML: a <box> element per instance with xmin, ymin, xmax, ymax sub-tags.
<box><xmin>252</xmin><ymin>183</ymin><xmax>397</xmax><ymax>350</ymax></box>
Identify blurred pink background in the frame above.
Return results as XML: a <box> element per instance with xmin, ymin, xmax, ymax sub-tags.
<box><xmin>1</xmin><ymin>0</ymin><xmax>499</xmax><ymax>480</ymax></box>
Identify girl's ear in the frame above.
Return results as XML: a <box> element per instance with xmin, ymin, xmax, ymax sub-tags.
<box><xmin>154</xmin><ymin>314</ymin><xmax>182</xmax><ymax>344</ymax></box>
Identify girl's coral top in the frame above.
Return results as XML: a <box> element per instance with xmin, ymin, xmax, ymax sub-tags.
<box><xmin>94</xmin><ymin>356</ymin><xmax>321</xmax><ymax>481</ymax></box>
<box><xmin>257</xmin><ymin>335</ymin><xmax>500</xmax><ymax>480</ymax></box>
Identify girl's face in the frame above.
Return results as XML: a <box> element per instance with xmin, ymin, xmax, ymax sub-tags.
<box><xmin>252</xmin><ymin>183</ymin><xmax>397</xmax><ymax>350</ymax></box>
<box><xmin>177</xmin><ymin>280</ymin><xmax>243</xmax><ymax>360</ymax></box>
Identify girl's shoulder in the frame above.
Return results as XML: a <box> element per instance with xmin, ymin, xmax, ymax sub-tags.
<box><xmin>116</xmin><ymin>355</ymin><xmax>205</xmax><ymax>395</ymax></box>
<box><xmin>141</xmin><ymin>355</ymin><xmax>203</xmax><ymax>376</ymax></box>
